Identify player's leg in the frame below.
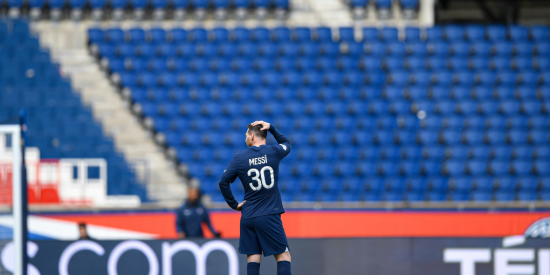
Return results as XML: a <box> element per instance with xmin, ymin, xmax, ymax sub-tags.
<box><xmin>274</xmin><ymin>252</ymin><xmax>291</xmax><ymax>275</ymax></box>
<box><xmin>247</xmin><ymin>254</ymin><xmax>262</xmax><ymax>275</ymax></box>
<box><xmin>239</xmin><ymin>218</ymin><xmax>262</xmax><ymax>275</ymax></box>
<box><xmin>254</xmin><ymin>214</ymin><xmax>292</xmax><ymax>274</ymax></box>
<box><xmin>247</xmin><ymin>254</ymin><xmax>261</xmax><ymax>275</ymax></box>
<box><xmin>274</xmin><ymin>251</ymin><xmax>291</xmax><ymax>262</ymax></box>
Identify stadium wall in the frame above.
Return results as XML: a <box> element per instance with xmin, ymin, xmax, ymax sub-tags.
<box><xmin>0</xmin><ymin>237</ymin><xmax>548</xmax><ymax>275</ymax></box>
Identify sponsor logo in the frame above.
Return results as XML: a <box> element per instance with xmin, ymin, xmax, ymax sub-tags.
<box><xmin>444</xmin><ymin>235</ymin><xmax>550</xmax><ymax>275</ymax></box>
<box><xmin>524</xmin><ymin>218</ymin><xmax>550</xmax><ymax>238</ymax></box>
<box><xmin>1</xmin><ymin>240</ymin><xmax>239</xmax><ymax>275</ymax></box>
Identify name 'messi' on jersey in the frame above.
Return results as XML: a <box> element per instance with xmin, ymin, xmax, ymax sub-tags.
<box><xmin>249</xmin><ymin>155</ymin><xmax>268</xmax><ymax>166</ymax></box>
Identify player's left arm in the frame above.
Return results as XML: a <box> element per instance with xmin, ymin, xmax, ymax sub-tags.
<box><xmin>252</xmin><ymin>121</ymin><xmax>292</xmax><ymax>158</ymax></box>
<box><xmin>175</xmin><ymin>208</ymin><xmax>186</xmax><ymax>238</ymax></box>
<box><xmin>201</xmin><ymin>206</ymin><xmax>221</xmax><ymax>237</ymax></box>
<box><xmin>219</xmin><ymin>156</ymin><xmax>244</xmax><ymax>211</ymax></box>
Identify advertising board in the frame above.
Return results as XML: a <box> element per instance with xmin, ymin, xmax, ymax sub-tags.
<box><xmin>1</xmin><ymin>237</ymin><xmax>549</xmax><ymax>275</ymax></box>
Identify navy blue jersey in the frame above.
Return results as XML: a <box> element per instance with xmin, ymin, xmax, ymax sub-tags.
<box><xmin>175</xmin><ymin>201</ymin><xmax>217</xmax><ymax>237</ymax></box>
<box><xmin>219</xmin><ymin>125</ymin><xmax>291</xmax><ymax>219</ymax></box>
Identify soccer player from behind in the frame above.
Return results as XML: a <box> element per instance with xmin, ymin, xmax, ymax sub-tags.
<box><xmin>219</xmin><ymin>121</ymin><xmax>292</xmax><ymax>275</ymax></box>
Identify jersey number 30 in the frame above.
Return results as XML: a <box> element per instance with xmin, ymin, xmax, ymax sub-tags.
<box><xmin>248</xmin><ymin>166</ymin><xmax>275</xmax><ymax>191</ymax></box>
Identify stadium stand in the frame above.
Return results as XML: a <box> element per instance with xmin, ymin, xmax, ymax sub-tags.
<box><xmin>91</xmin><ymin>24</ymin><xmax>550</xmax><ymax>204</ymax></box>
<box><xmin>0</xmin><ymin>19</ymin><xmax>147</xmax><ymax>201</ymax></box>
<box><xmin>350</xmin><ymin>0</ymin><xmax>419</xmax><ymax>20</ymax></box>
<box><xmin>3</xmin><ymin>0</ymin><xmax>290</xmax><ymax>21</ymax></box>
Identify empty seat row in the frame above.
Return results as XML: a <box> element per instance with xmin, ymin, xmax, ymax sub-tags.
<box><xmin>202</xmin><ymin>175</ymin><xmax>550</xmax><ymax>192</ymax></box>
<box><xmin>178</xmin><ymin>145</ymin><xmax>550</xmax><ymax>162</ymax></box>
<box><xmin>165</xmin><ymin>129</ymin><xmax>550</xmax><ymax>147</ymax></box>
<box><xmin>153</xmin><ymin>115</ymin><xmax>550</xmax><ymax>133</ymax></box>
<box><xmin>206</xmin><ymin>189</ymin><xmax>550</xmax><ymax>203</ymax></box>
<box><xmin>117</xmin><ymin>71</ymin><xmax>550</xmax><ymax>89</ymax></box>
<box><xmin>107</xmin><ymin>57</ymin><xmax>550</xmax><ymax>74</ymax></box>
<box><xmin>125</xmin><ymin>85</ymin><xmax>550</xmax><ymax>103</ymax></box>
<box><xmin>89</xmin><ymin>25</ymin><xmax>550</xmax><ymax>45</ymax></box>
<box><xmin>5</xmin><ymin>0</ymin><xmax>288</xmax><ymax>10</ymax></box>
<box><xmin>137</xmin><ymin>100</ymin><xmax>550</xmax><ymax>118</ymax></box>
<box><xmin>96</xmin><ymin>40</ymin><xmax>550</xmax><ymax>59</ymax></box>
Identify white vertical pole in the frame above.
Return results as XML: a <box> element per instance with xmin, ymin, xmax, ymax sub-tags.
<box><xmin>2</xmin><ymin>125</ymin><xmax>23</xmax><ymax>275</ymax></box>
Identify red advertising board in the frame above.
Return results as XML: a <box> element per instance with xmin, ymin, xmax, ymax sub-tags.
<box><xmin>43</xmin><ymin>211</ymin><xmax>550</xmax><ymax>239</ymax></box>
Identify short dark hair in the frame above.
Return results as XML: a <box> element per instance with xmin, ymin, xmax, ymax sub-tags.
<box><xmin>247</xmin><ymin>124</ymin><xmax>267</xmax><ymax>139</ymax></box>
<box><xmin>78</xmin><ymin>222</ymin><xmax>87</xmax><ymax>228</ymax></box>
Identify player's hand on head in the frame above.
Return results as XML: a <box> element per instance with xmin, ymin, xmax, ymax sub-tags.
<box><xmin>235</xmin><ymin>200</ymin><xmax>246</xmax><ymax>211</ymax></box>
<box><xmin>251</xmin><ymin>121</ymin><xmax>270</xmax><ymax>131</ymax></box>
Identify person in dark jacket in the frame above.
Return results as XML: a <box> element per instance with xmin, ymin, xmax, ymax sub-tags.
<box><xmin>78</xmin><ymin>222</ymin><xmax>94</xmax><ymax>240</ymax></box>
<box><xmin>176</xmin><ymin>187</ymin><xmax>221</xmax><ymax>238</ymax></box>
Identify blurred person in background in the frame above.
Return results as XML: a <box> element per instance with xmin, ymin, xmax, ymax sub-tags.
<box><xmin>176</xmin><ymin>187</ymin><xmax>221</xmax><ymax>238</ymax></box>
<box><xmin>78</xmin><ymin>222</ymin><xmax>94</xmax><ymax>240</ymax></box>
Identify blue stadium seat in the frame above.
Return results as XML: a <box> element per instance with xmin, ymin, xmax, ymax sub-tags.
<box><xmin>407</xmin><ymin>42</ymin><xmax>428</xmax><ymax>56</ymax></box>
<box><xmin>450</xmin><ymin>192</ymin><xmax>469</xmax><ymax>202</ymax></box>
<box><xmin>487</xmin><ymin>25</ymin><xmax>507</xmax><ymax>41</ymax></box>
<box><xmin>339</xmin><ymin>27</ymin><xmax>355</xmax><ymax>42</ymax></box>
<box><xmin>426</xmin><ymin>191</ymin><xmax>446</xmax><ymax>202</ymax></box>
<box><xmin>445</xmin><ymin>25</ymin><xmax>464</xmax><ymax>41</ymax></box>
<box><xmin>453</xmin><ymin>177</ymin><xmax>473</xmax><ymax>192</ymax></box>
<box><xmin>356</xmin><ymin>162</ymin><xmax>377</xmax><ymax>176</ymax></box>
<box><xmin>362</xmin><ymin>27</ymin><xmax>378</xmax><ymax>42</ymax></box>
<box><xmin>421</xmin><ymin>161</ymin><xmax>442</xmax><ymax>176</ymax></box>
<box><xmin>430</xmin><ymin>177</ymin><xmax>449</xmax><ymax>192</ymax></box>
<box><xmin>542</xmin><ymin>178</ymin><xmax>550</xmax><ymax>192</ymax></box>
<box><xmin>251</xmin><ymin>27</ymin><xmax>270</xmax><ymax>42</ymax></box>
<box><xmin>531</xmin><ymin>26</ymin><xmax>549</xmax><ymax>42</ymax></box>
<box><xmin>475</xmin><ymin>177</ymin><xmax>494</xmax><ymax>191</ymax></box>
<box><xmin>471</xmin><ymin>42</ymin><xmax>492</xmax><ymax>56</ymax></box>
<box><xmin>489</xmin><ymin>161</ymin><xmax>510</xmax><ymax>176</ymax></box>
<box><xmin>467</xmin><ymin>160</ymin><xmax>487</xmax><ymax>176</ymax></box>
<box><xmin>518</xmin><ymin>177</ymin><xmax>538</xmax><ymax>192</ymax></box>
<box><xmin>316</xmin><ymin>27</ymin><xmax>332</xmax><ymax>42</ymax></box>
<box><xmin>430</xmin><ymin>41</ymin><xmax>450</xmax><ymax>56</ymax></box>
<box><xmin>494</xmin><ymin>191</ymin><xmax>514</xmax><ymax>201</ymax></box>
<box><xmin>465</xmin><ymin>25</ymin><xmax>485</xmax><ymax>41</ymax></box>
<box><xmin>535</xmin><ymin>161</ymin><xmax>550</xmax><ymax>176</ymax></box>
<box><xmin>530</xmin><ymin>130</ymin><xmax>549</xmax><ymax>145</ymax></box>
<box><xmin>444</xmin><ymin>160</ymin><xmax>465</xmax><ymax>176</ymax></box>
<box><xmin>405</xmin><ymin>27</ymin><xmax>420</xmax><ymax>41</ymax></box>
<box><xmin>294</xmin><ymin>27</ymin><xmax>311</xmax><ymax>42</ymax></box>
<box><xmin>358</xmin><ymin>178</ymin><xmax>378</xmax><ymax>194</ymax></box>
<box><xmin>377</xmin><ymin>146</ymin><xmax>397</xmax><ymax>160</ymax></box>
<box><xmin>272</xmin><ymin>27</ymin><xmax>290</xmax><ymax>42</ymax></box>
<box><xmin>88</xmin><ymin>28</ymin><xmax>105</xmax><ymax>44</ymax></box>
<box><xmin>381</xmin><ymin>27</ymin><xmax>399</xmax><ymax>41</ymax></box>
<box><xmin>426</xmin><ymin>26</ymin><xmax>443</xmax><ymax>41</ymax></box>
<box><xmin>510</xmin><ymin>160</ymin><xmax>531</xmax><ymax>176</ymax></box>
<box><xmin>485</xmin><ymin>130</ymin><xmax>506</xmax><ymax>145</ymax></box>
<box><xmin>400</xmin><ymin>0</ymin><xmax>418</xmax><ymax>10</ymax></box>
<box><xmin>359</xmin><ymin>146</ymin><xmax>379</xmax><ymax>160</ymax></box>
<box><xmin>471</xmin><ymin>191</ymin><xmax>492</xmax><ymax>202</ymax></box>
<box><xmin>491</xmin><ymin>146</ymin><xmax>512</xmax><ymax>160</ymax></box>
<box><xmin>408</xmin><ymin>177</ymin><xmax>428</xmax><ymax>192</ymax></box>
<box><xmin>535</xmin><ymin>146</ymin><xmax>550</xmax><ymax>159</ymax></box>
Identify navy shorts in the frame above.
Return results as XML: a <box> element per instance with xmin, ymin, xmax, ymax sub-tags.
<box><xmin>239</xmin><ymin>214</ymin><xmax>289</xmax><ymax>257</ymax></box>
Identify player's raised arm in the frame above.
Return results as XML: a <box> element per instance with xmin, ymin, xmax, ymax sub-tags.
<box><xmin>218</xmin><ymin>156</ymin><xmax>245</xmax><ymax>211</ymax></box>
<box><xmin>251</xmin><ymin>121</ymin><xmax>292</xmax><ymax>157</ymax></box>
